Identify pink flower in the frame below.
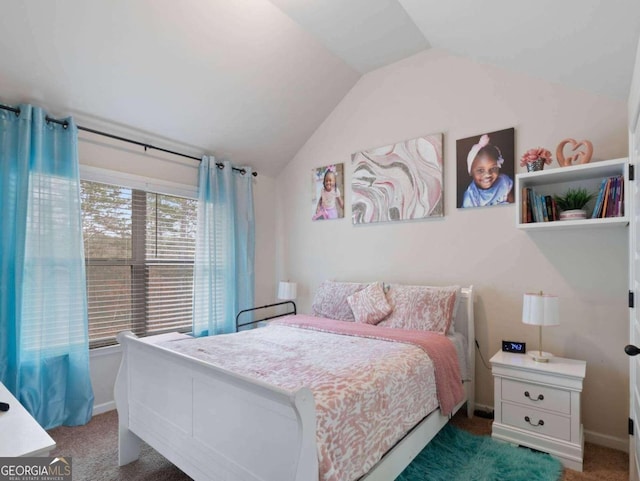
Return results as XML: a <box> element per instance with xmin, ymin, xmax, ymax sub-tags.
<box><xmin>520</xmin><ymin>147</ymin><xmax>553</xmax><ymax>167</ymax></box>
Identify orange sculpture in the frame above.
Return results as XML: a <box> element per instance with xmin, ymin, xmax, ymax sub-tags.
<box><xmin>556</xmin><ymin>138</ymin><xmax>593</xmax><ymax>167</ymax></box>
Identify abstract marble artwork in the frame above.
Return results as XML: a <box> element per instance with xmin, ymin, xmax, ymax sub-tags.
<box><xmin>351</xmin><ymin>134</ymin><xmax>443</xmax><ymax>224</ymax></box>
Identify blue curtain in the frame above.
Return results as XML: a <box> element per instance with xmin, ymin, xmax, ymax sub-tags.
<box><xmin>0</xmin><ymin>104</ymin><xmax>94</xmax><ymax>429</ymax></box>
<box><xmin>192</xmin><ymin>157</ymin><xmax>255</xmax><ymax>336</ymax></box>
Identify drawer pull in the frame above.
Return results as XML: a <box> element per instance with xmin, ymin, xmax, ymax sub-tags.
<box><xmin>524</xmin><ymin>391</ymin><xmax>544</xmax><ymax>401</ymax></box>
<box><xmin>524</xmin><ymin>416</ymin><xmax>544</xmax><ymax>427</ymax></box>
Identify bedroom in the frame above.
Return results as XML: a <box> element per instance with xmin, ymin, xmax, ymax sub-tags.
<box><xmin>0</xmin><ymin>0</ymin><xmax>639</xmax><ymax>480</ymax></box>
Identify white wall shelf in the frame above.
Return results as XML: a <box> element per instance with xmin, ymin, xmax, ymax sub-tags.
<box><xmin>515</xmin><ymin>158</ymin><xmax>629</xmax><ymax>230</ymax></box>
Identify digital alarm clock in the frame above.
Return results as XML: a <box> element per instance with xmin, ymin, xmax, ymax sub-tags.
<box><xmin>502</xmin><ymin>340</ymin><xmax>526</xmax><ymax>354</ymax></box>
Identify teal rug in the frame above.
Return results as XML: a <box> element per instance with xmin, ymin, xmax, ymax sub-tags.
<box><xmin>395</xmin><ymin>425</ymin><xmax>563</xmax><ymax>481</ymax></box>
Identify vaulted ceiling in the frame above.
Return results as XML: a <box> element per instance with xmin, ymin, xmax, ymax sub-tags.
<box><xmin>1</xmin><ymin>0</ymin><xmax>639</xmax><ymax>176</ymax></box>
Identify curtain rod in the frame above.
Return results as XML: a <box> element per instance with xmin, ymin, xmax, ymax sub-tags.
<box><xmin>0</xmin><ymin>104</ymin><xmax>257</xmax><ymax>177</ymax></box>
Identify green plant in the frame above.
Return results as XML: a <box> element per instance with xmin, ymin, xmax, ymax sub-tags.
<box><xmin>553</xmin><ymin>188</ymin><xmax>596</xmax><ymax>211</ymax></box>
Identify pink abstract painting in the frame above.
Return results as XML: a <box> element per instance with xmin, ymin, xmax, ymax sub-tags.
<box><xmin>351</xmin><ymin>134</ymin><xmax>444</xmax><ymax>224</ymax></box>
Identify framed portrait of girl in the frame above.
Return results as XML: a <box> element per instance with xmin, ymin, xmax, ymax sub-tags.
<box><xmin>312</xmin><ymin>163</ymin><xmax>344</xmax><ymax>220</ymax></box>
<box><xmin>456</xmin><ymin>128</ymin><xmax>515</xmax><ymax>209</ymax></box>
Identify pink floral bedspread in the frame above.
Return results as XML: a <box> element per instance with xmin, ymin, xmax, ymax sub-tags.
<box><xmin>274</xmin><ymin>315</ymin><xmax>464</xmax><ymax>416</ymax></box>
<box><xmin>159</xmin><ymin>317</ymin><xmax>463</xmax><ymax>481</ymax></box>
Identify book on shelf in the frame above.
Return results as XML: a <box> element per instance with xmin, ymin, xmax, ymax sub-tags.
<box><xmin>541</xmin><ymin>194</ymin><xmax>549</xmax><ymax>222</ymax></box>
<box><xmin>529</xmin><ymin>188</ymin><xmax>537</xmax><ymax>222</ymax></box>
<box><xmin>607</xmin><ymin>177</ymin><xmax>616</xmax><ymax>217</ymax></box>
<box><xmin>591</xmin><ymin>175</ymin><xmax>624</xmax><ymax>218</ymax></box>
<box><xmin>520</xmin><ymin>187</ymin><xmax>531</xmax><ymax>224</ymax></box>
<box><xmin>619</xmin><ymin>175</ymin><xmax>625</xmax><ymax>216</ymax></box>
<box><xmin>544</xmin><ymin>195</ymin><xmax>555</xmax><ymax>221</ymax></box>
<box><xmin>551</xmin><ymin>197</ymin><xmax>559</xmax><ymax>220</ymax></box>
<box><xmin>522</xmin><ymin>188</ymin><xmax>559</xmax><ymax>223</ymax></box>
<box><xmin>591</xmin><ymin>178</ymin><xmax>608</xmax><ymax>218</ymax></box>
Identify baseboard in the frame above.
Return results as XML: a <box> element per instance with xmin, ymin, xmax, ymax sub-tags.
<box><xmin>93</xmin><ymin>400</ymin><xmax>116</xmax><ymax>416</ymax></box>
<box><xmin>584</xmin><ymin>429</ymin><xmax>628</xmax><ymax>453</ymax></box>
<box><xmin>473</xmin><ymin>402</ymin><xmax>494</xmax><ymax>415</ymax></box>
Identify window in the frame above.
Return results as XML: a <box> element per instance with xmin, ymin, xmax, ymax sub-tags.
<box><xmin>80</xmin><ymin>180</ymin><xmax>197</xmax><ymax>348</ymax></box>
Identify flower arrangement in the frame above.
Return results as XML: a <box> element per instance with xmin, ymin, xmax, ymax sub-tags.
<box><xmin>520</xmin><ymin>147</ymin><xmax>553</xmax><ymax>167</ymax></box>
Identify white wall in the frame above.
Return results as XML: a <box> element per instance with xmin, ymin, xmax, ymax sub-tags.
<box><xmin>78</xmin><ymin>132</ymin><xmax>278</xmax><ymax>413</ymax></box>
<box><xmin>276</xmin><ymin>48</ymin><xmax>630</xmax><ymax>447</ymax></box>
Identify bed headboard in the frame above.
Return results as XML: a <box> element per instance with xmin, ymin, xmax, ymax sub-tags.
<box><xmin>454</xmin><ymin>286</ymin><xmax>474</xmax><ymax>346</ymax></box>
<box><xmin>455</xmin><ymin>286</ymin><xmax>475</xmax><ymax>416</ymax></box>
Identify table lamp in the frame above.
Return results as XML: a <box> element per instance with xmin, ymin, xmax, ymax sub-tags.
<box><xmin>278</xmin><ymin>281</ymin><xmax>297</xmax><ymax>301</ymax></box>
<box><xmin>522</xmin><ymin>291</ymin><xmax>559</xmax><ymax>362</ymax></box>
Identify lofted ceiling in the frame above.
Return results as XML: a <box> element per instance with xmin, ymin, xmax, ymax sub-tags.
<box><xmin>1</xmin><ymin>0</ymin><xmax>639</xmax><ymax>177</ymax></box>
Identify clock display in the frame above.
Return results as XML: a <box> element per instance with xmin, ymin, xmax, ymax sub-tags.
<box><xmin>502</xmin><ymin>340</ymin><xmax>526</xmax><ymax>354</ymax></box>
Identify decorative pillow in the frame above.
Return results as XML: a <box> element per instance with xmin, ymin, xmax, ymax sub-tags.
<box><xmin>347</xmin><ymin>282</ymin><xmax>393</xmax><ymax>325</ymax></box>
<box><xmin>377</xmin><ymin>284</ymin><xmax>459</xmax><ymax>334</ymax></box>
<box><xmin>311</xmin><ymin>280</ymin><xmax>369</xmax><ymax>321</ymax></box>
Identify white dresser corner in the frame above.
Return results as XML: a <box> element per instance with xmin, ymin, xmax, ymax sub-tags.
<box><xmin>0</xmin><ymin>382</ymin><xmax>56</xmax><ymax>457</ymax></box>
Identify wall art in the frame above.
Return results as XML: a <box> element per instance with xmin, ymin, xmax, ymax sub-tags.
<box><xmin>351</xmin><ymin>134</ymin><xmax>443</xmax><ymax>224</ymax></box>
<box><xmin>312</xmin><ymin>163</ymin><xmax>345</xmax><ymax>221</ymax></box>
<box><xmin>456</xmin><ymin>127</ymin><xmax>515</xmax><ymax>208</ymax></box>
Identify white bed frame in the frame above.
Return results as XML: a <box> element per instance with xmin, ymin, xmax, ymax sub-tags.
<box><xmin>115</xmin><ymin>286</ymin><xmax>474</xmax><ymax>481</ymax></box>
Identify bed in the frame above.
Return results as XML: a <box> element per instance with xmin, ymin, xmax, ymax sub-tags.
<box><xmin>114</xmin><ymin>284</ymin><xmax>475</xmax><ymax>481</ymax></box>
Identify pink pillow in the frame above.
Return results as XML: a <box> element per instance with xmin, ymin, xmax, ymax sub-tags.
<box><xmin>377</xmin><ymin>284</ymin><xmax>459</xmax><ymax>334</ymax></box>
<box><xmin>347</xmin><ymin>282</ymin><xmax>393</xmax><ymax>325</ymax></box>
<box><xmin>311</xmin><ymin>280</ymin><xmax>368</xmax><ymax>321</ymax></box>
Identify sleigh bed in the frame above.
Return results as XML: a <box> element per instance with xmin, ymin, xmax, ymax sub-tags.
<box><xmin>115</xmin><ymin>284</ymin><xmax>475</xmax><ymax>481</ymax></box>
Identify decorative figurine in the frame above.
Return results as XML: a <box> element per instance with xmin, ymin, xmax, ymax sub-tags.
<box><xmin>556</xmin><ymin>138</ymin><xmax>593</xmax><ymax>167</ymax></box>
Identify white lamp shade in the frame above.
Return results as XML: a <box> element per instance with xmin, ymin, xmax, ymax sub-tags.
<box><xmin>278</xmin><ymin>281</ymin><xmax>297</xmax><ymax>300</ymax></box>
<box><xmin>522</xmin><ymin>293</ymin><xmax>559</xmax><ymax>326</ymax></box>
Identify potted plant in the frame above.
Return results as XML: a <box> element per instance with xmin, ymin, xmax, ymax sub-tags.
<box><xmin>553</xmin><ymin>188</ymin><xmax>596</xmax><ymax>220</ymax></box>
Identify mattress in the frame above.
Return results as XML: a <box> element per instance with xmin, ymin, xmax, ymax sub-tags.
<box><xmin>160</xmin><ymin>322</ymin><xmax>467</xmax><ymax>481</ymax></box>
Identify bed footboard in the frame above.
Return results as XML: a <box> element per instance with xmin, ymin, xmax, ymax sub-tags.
<box><xmin>115</xmin><ymin>331</ymin><xmax>318</xmax><ymax>481</ymax></box>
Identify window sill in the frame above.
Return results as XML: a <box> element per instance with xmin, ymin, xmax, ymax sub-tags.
<box><xmin>90</xmin><ymin>344</ymin><xmax>122</xmax><ymax>358</ymax></box>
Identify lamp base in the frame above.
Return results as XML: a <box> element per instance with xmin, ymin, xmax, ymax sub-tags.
<box><xmin>527</xmin><ymin>350</ymin><xmax>554</xmax><ymax>363</ymax></box>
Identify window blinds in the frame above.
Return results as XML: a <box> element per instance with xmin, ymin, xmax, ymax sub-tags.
<box><xmin>81</xmin><ymin>180</ymin><xmax>196</xmax><ymax>348</ymax></box>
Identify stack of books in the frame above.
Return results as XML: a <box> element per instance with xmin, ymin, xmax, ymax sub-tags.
<box><xmin>521</xmin><ymin>188</ymin><xmax>558</xmax><ymax>223</ymax></box>
<box><xmin>591</xmin><ymin>175</ymin><xmax>624</xmax><ymax>218</ymax></box>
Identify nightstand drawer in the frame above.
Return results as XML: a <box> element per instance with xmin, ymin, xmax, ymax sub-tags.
<box><xmin>502</xmin><ymin>402</ymin><xmax>571</xmax><ymax>441</ymax></box>
<box><xmin>502</xmin><ymin>378</ymin><xmax>570</xmax><ymax>414</ymax></box>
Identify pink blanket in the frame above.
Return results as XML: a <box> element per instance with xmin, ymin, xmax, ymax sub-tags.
<box><xmin>273</xmin><ymin>315</ymin><xmax>464</xmax><ymax>415</ymax></box>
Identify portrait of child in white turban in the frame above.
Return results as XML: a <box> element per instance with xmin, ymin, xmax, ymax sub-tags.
<box><xmin>456</xmin><ymin>128</ymin><xmax>515</xmax><ymax>209</ymax></box>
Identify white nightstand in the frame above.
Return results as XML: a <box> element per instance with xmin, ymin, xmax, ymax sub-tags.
<box><xmin>490</xmin><ymin>351</ymin><xmax>586</xmax><ymax>472</ymax></box>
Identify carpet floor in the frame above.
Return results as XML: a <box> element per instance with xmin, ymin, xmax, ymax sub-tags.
<box><xmin>48</xmin><ymin>409</ymin><xmax>628</xmax><ymax>481</ymax></box>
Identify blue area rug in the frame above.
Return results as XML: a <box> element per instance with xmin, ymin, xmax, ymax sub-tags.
<box><xmin>395</xmin><ymin>425</ymin><xmax>563</xmax><ymax>481</ymax></box>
